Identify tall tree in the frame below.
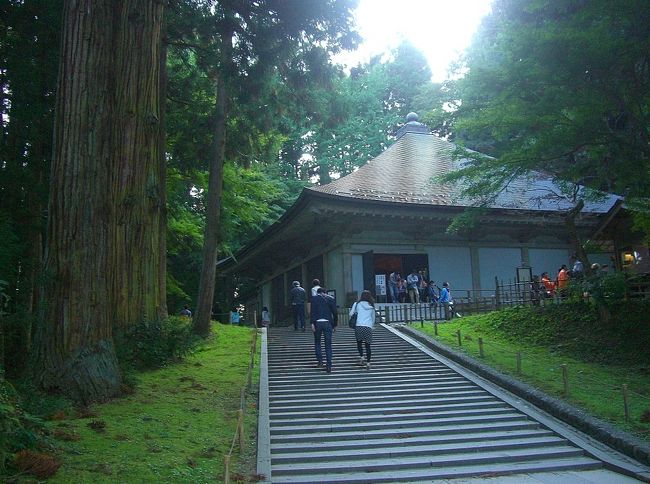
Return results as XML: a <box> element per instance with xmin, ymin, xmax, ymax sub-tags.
<box><xmin>0</xmin><ymin>1</ymin><xmax>61</xmax><ymax>373</ymax></box>
<box><xmin>32</xmin><ymin>0</ymin><xmax>167</xmax><ymax>403</ymax></box>
<box><xmin>433</xmin><ymin>0</ymin><xmax>650</xmax><ymax>253</ymax></box>
<box><xmin>285</xmin><ymin>41</ymin><xmax>433</xmax><ymax>184</ymax></box>
<box><xmin>178</xmin><ymin>0</ymin><xmax>359</xmax><ymax>336</ymax></box>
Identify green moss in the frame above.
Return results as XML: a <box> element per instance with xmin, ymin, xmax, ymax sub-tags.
<box><xmin>48</xmin><ymin>324</ymin><xmax>260</xmax><ymax>483</ymax></box>
<box><xmin>418</xmin><ymin>306</ymin><xmax>650</xmax><ymax>441</ymax></box>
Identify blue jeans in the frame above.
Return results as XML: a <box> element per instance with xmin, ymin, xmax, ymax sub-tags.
<box><xmin>388</xmin><ymin>284</ymin><xmax>398</xmax><ymax>303</ymax></box>
<box><xmin>292</xmin><ymin>303</ymin><xmax>305</xmax><ymax>330</ymax></box>
<box><xmin>313</xmin><ymin>320</ymin><xmax>333</xmax><ymax>368</ymax></box>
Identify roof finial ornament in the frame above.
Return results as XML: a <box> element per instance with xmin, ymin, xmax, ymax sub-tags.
<box><xmin>395</xmin><ymin>111</ymin><xmax>430</xmax><ymax>138</ymax></box>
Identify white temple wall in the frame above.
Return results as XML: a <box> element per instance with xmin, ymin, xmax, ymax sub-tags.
<box><xmin>478</xmin><ymin>247</ymin><xmax>523</xmax><ymax>289</ymax></box>
<box><xmin>426</xmin><ymin>246</ymin><xmax>473</xmax><ymax>292</ymax></box>
<box><xmin>528</xmin><ymin>248</ymin><xmax>570</xmax><ymax>277</ymax></box>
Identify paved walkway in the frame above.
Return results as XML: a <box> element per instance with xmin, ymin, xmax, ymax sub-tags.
<box><xmin>257</xmin><ymin>324</ymin><xmax>648</xmax><ymax>483</ymax></box>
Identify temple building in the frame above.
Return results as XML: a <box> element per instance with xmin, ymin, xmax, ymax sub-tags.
<box><xmin>218</xmin><ymin>114</ymin><xmax>639</xmax><ymax>320</ymax></box>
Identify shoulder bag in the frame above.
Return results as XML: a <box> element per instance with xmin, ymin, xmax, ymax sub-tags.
<box><xmin>348</xmin><ymin>302</ymin><xmax>358</xmax><ymax>328</ymax></box>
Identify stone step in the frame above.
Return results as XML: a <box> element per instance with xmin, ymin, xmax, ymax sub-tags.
<box><xmin>269</xmin><ymin>383</ymin><xmax>479</xmax><ymax>401</ymax></box>
<box><xmin>269</xmin><ymin>457</ymin><xmax>602</xmax><ymax>483</ymax></box>
<box><xmin>270</xmin><ymin>399</ymin><xmax>508</xmax><ymax>420</ymax></box>
<box><xmin>271</xmin><ymin>445</ymin><xmax>588</xmax><ymax>476</ymax></box>
<box><xmin>270</xmin><ymin>428</ymin><xmax>557</xmax><ymax>453</ymax></box>
<box><xmin>271</xmin><ymin>435</ymin><xmax>569</xmax><ymax>464</ymax></box>
<box><xmin>269</xmin><ymin>392</ymin><xmax>495</xmax><ymax>412</ymax></box>
<box><xmin>269</xmin><ymin>420</ymin><xmax>544</xmax><ymax>444</ymax></box>
<box><xmin>270</xmin><ymin>405</ymin><xmax>514</xmax><ymax>427</ymax></box>
<box><xmin>268</xmin><ymin>367</ymin><xmax>457</xmax><ymax>381</ymax></box>
<box><xmin>269</xmin><ymin>412</ymin><xmax>529</xmax><ymax>435</ymax></box>
<box><xmin>269</xmin><ymin>379</ymin><xmax>471</xmax><ymax>395</ymax></box>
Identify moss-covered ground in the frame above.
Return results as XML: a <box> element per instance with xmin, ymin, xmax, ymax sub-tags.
<box><xmin>45</xmin><ymin>323</ymin><xmax>260</xmax><ymax>483</ymax></box>
<box><xmin>415</xmin><ymin>303</ymin><xmax>650</xmax><ymax>441</ymax></box>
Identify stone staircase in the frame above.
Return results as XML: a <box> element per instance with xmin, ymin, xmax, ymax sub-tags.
<box><xmin>262</xmin><ymin>324</ymin><xmax>611</xmax><ymax>483</ymax></box>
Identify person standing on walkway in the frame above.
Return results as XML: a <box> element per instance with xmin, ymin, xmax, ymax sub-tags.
<box><xmin>350</xmin><ymin>290</ymin><xmax>376</xmax><ymax>370</ymax></box>
<box><xmin>261</xmin><ymin>306</ymin><xmax>271</xmax><ymax>328</ymax></box>
<box><xmin>289</xmin><ymin>281</ymin><xmax>306</xmax><ymax>331</ymax></box>
<box><xmin>407</xmin><ymin>269</ymin><xmax>420</xmax><ymax>303</ymax></box>
<box><xmin>439</xmin><ymin>282</ymin><xmax>452</xmax><ymax>320</ymax></box>
<box><xmin>388</xmin><ymin>271</ymin><xmax>399</xmax><ymax>303</ymax></box>
<box><xmin>310</xmin><ymin>286</ymin><xmax>338</xmax><ymax>373</ymax></box>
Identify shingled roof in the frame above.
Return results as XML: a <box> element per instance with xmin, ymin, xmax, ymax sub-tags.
<box><xmin>308</xmin><ymin>118</ymin><xmax>619</xmax><ymax>214</ymax></box>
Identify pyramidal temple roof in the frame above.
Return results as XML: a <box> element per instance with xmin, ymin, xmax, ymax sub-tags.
<box><xmin>308</xmin><ymin>115</ymin><xmax>619</xmax><ymax>214</ymax></box>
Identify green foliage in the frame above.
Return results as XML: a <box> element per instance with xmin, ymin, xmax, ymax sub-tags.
<box><xmin>0</xmin><ymin>1</ymin><xmax>61</xmax><ymax>310</ymax></box>
<box><xmin>460</xmin><ymin>300</ymin><xmax>650</xmax><ymax>366</ymax></box>
<box><xmin>0</xmin><ymin>381</ymin><xmax>47</xmax><ymax>475</ymax></box>
<box><xmin>443</xmin><ymin>0</ymin><xmax>650</xmax><ymax>203</ymax></box>
<box><xmin>115</xmin><ymin>318</ymin><xmax>200</xmax><ymax>371</ymax></box>
<box><xmin>283</xmin><ymin>41</ymin><xmax>435</xmax><ymax>184</ymax></box>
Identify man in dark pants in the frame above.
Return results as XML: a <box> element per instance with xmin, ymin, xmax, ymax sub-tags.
<box><xmin>289</xmin><ymin>281</ymin><xmax>306</xmax><ymax>331</ymax></box>
<box><xmin>310</xmin><ymin>287</ymin><xmax>338</xmax><ymax>373</ymax></box>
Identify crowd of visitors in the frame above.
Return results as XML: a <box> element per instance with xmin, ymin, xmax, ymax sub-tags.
<box><xmin>389</xmin><ymin>268</ymin><xmax>441</xmax><ymax>304</ymax></box>
<box><xmin>533</xmin><ymin>255</ymin><xmax>602</xmax><ymax>302</ymax></box>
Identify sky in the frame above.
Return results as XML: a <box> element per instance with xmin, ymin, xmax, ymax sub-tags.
<box><xmin>335</xmin><ymin>0</ymin><xmax>494</xmax><ymax>82</ymax></box>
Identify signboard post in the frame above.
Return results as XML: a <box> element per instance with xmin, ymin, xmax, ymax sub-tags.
<box><xmin>375</xmin><ymin>274</ymin><xmax>387</xmax><ymax>302</ymax></box>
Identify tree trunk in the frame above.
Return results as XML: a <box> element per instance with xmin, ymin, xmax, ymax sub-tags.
<box><xmin>564</xmin><ymin>199</ymin><xmax>591</xmax><ymax>270</ymax></box>
<box><xmin>111</xmin><ymin>2</ymin><xmax>168</xmax><ymax>329</ymax></box>
<box><xmin>193</xmin><ymin>29</ymin><xmax>233</xmax><ymax>336</ymax></box>
<box><xmin>32</xmin><ymin>0</ymin><xmax>166</xmax><ymax>404</ymax></box>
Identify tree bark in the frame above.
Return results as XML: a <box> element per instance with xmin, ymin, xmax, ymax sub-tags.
<box><xmin>32</xmin><ymin>0</ymin><xmax>166</xmax><ymax>404</ymax></box>
<box><xmin>193</xmin><ymin>28</ymin><xmax>233</xmax><ymax>336</ymax></box>
<box><xmin>564</xmin><ymin>199</ymin><xmax>591</xmax><ymax>270</ymax></box>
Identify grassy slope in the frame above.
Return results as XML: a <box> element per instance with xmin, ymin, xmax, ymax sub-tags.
<box><xmin>416</xmin><ymin>303</ymin><xmax>650</xmax><ymax>440</ymax></box>
<box><xmin>48</xmin><ymin>324</ymin><xmax>259</xmax><ymax>483</ymax></box>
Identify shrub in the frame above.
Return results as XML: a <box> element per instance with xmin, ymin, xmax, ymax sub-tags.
<box><xmin>467</xmin><ymin>299</ymin><xmax>650</xmax><ymax>365</ymax></box>
<box><xmin>115</xmin><ymin>317</ymin><xmax>200</xmax><ymax>371</ymax></box>
<box><xmin>0</xmin><ymin>381</ymin><xmax>46</xmax><ymax>475</ymax></box>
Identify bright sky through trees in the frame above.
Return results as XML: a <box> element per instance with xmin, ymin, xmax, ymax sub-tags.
<box><xmin>335</xmin><ymin>0</ymin><xmax>493</xmax><ymax>82</ymax></box>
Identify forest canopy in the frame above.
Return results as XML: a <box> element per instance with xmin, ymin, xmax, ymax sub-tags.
<box><xmin>1</xmin><ymin>0</ymin><xmax>649</xmax><ymax>404</ymax></box>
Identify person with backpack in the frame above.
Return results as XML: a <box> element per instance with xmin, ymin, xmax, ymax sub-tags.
<box><xmin>350</xmin><ymin>290</ymin><xmax>376</xmax><ymax>370</ymax></box>
<box><xmin>310</xmin><ymin>287</ymin><xmax>338</xmax><ymax>373</ymax></box>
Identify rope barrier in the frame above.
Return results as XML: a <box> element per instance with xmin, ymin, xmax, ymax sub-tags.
<box><xmin>224</xmin><ymin>328</ymin><xmax>259</xmax><ymax>483</ymax></box>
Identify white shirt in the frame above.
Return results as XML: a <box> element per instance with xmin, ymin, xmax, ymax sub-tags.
<box><xmin>311</xmin><ymin>285</ymin><xmax>321</xmax><ymax>297</ymax></box>
<box><xmin>350</xmin><ymin>301</ymin><xmax>375</xmax><ymax>328</ymax></box>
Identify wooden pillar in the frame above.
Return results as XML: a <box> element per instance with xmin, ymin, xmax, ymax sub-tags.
<box><xmin>470</xmin><ymin>246</ymin><xmax>481</xmax><ymax>293</ymax></box>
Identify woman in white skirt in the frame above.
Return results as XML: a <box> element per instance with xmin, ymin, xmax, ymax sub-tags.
<box><xmin>350</xmin><ymin>290</ymin><xmax>376</xmax><ymax>370</ymax></box>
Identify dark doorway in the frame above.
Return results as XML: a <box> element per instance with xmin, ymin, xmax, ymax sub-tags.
<box><xmin>373</xmin><ymin>253</ymin><xmax>429</xmax><ymax>302</ymax></box>
<box><xmin>362</xmin><ymin>251</ymin><xmax>375</xmax><ymax>296</ymax></box>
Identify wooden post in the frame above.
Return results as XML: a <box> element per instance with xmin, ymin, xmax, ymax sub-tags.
<box><xmin>434</xmin><ymin>320</ymin><xmax>438</xmax><ymax>336</ymax></box>
<box><xmin>516</xmin><ymin>352</ymin><xmax>522</xmax><ymax>375</ymax></box>
<box><xmin>622</xmin><ymin>384</ymin><xmax>630</xmax><ymax>422</ymax></box>
<box><xmin>240</xmin><ymin>387</ymin><xmax>246</xmax><ymax>412</ymax></box>
<box><xmin>420</xmin><ymin>317</ymin><xmax>424</xmax><ymax>328</ymax></box>
<box><xmin>495</xmin><ymin>276</ymin><xmax>501</xmax><ymax>309</ymax></box>
<box><xmin>457</xmin><ymin>329</ymin><xmax>462</xmax><ymax>346</ymax></box>
<box><xmin>385</xmin><ymin>306</ymin><xmax>391</xmax><ymax>324</ymax></box>
<box><xmin>254</xmin><ymin>310</ymin><xmax>258</xmax><ymax>328</ymax></box>
<box><xmin>237</xmin><ymin>409</ymin><xmax>245</xmax><ymax>452</ymax></box>
<box><xmin>224</xmin><ymin>454</ymin><xmax>231</xmax><ymax>484</ymax></box>
<box><xmin>478</xmin><ymin>338</ymin><xmax>484</xmax><ymax>358</ymax></box>
<box><xmin>561</xmin><ymin>364</ymin><xmax>569</xmax><ymax>397</ymax></box>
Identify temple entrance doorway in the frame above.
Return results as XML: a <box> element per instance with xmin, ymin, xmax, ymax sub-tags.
<box><xmin>372</xmin><ymin>253</ymin><xmax>429</xmax><ymax>302</ymax></box>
